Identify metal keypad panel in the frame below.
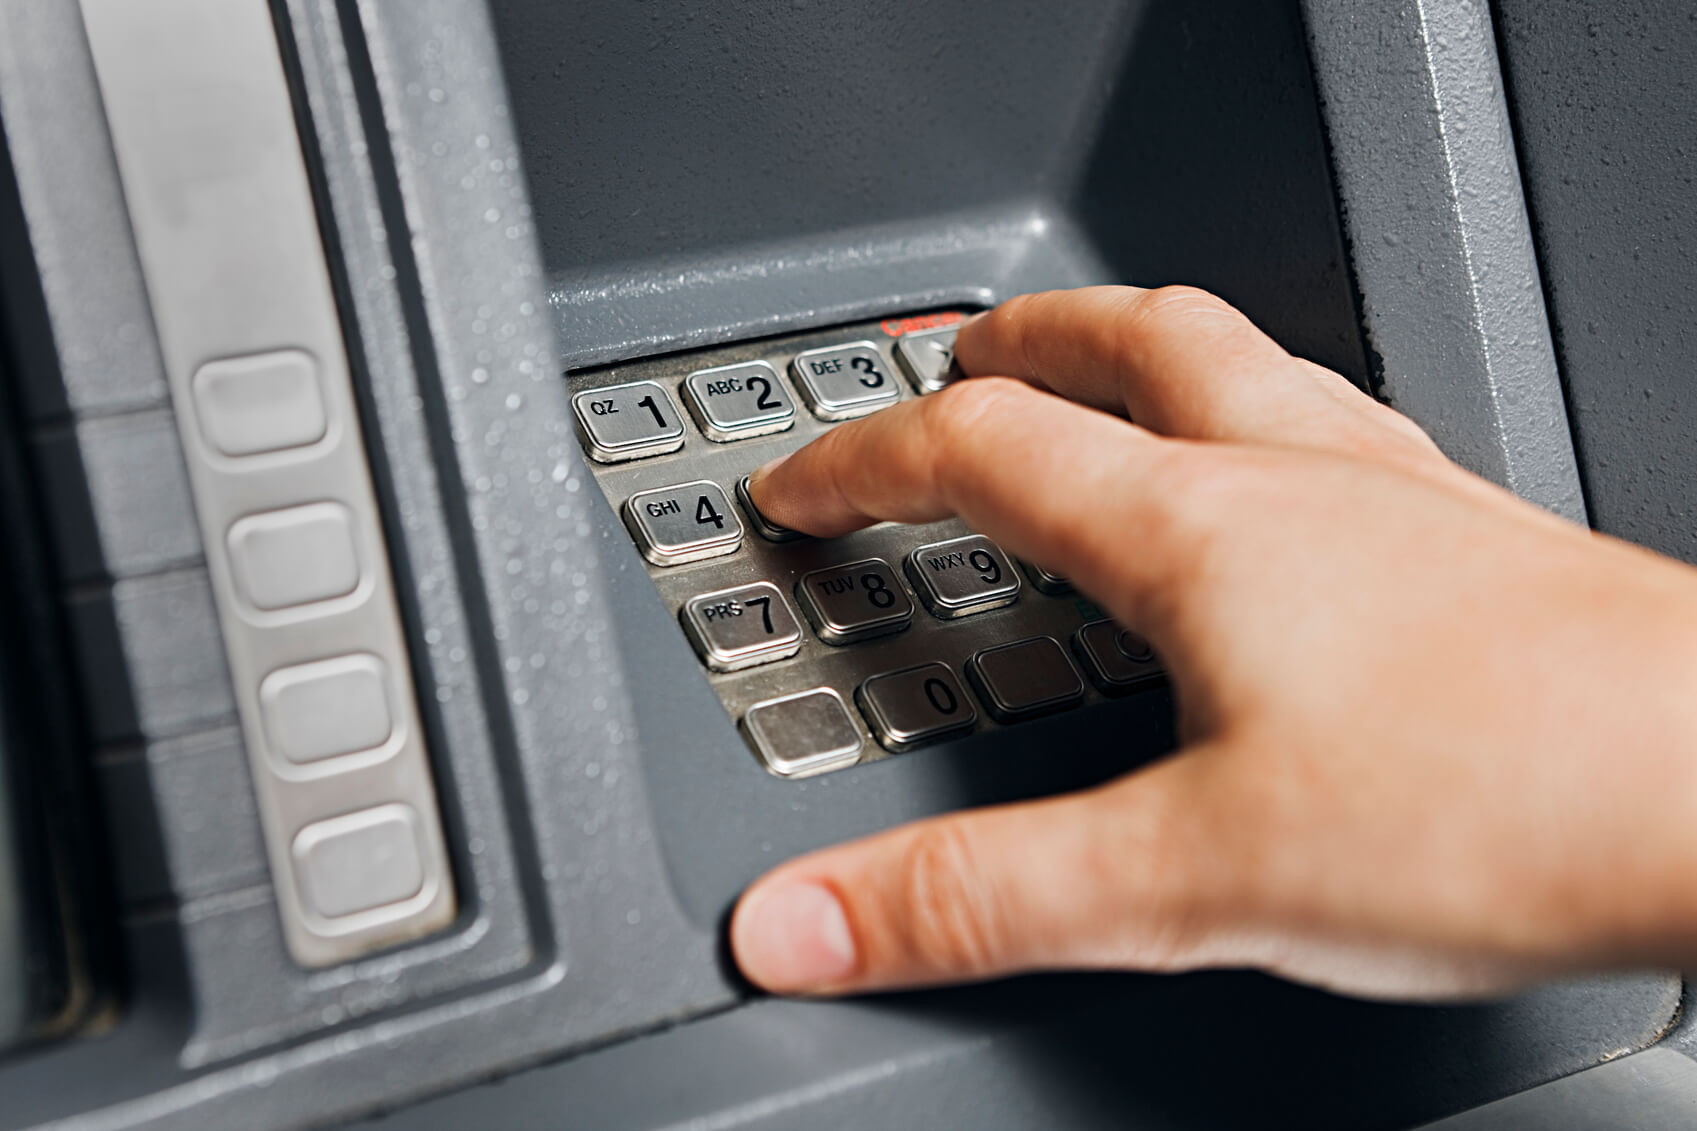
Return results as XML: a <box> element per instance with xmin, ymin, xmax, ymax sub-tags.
<box><xmin>570</xmin><ymin>310</ymin><xmax>1166</xmax><ymax>778</ymax></box>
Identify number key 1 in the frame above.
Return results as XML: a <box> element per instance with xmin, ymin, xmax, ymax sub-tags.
<box><xmin>572</xmin><ymin>380</ymin><xmax>686</xmax><ymax>463</ymax></box>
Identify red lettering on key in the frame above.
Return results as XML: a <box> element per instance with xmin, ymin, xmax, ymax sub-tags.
<box><xmin>880</xmin><ymin>311</ymin><xmax>967</xmax><ymax>338</ymax></box>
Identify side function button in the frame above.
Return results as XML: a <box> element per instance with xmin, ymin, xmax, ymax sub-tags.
<box><xmin>797</xmin><ymin>558</ymin><xmax>913</xmax><ymax>644</ymax></box>
<box><xmin>1074</xmin><ymin>620</ymin><xmax>1163</xmax><ymax>695</ymax></box>
<box><xmin>681</xmin><ymin>361</ymin><xmax>795</xmax><ymax>442</ymax></box>
<box><xmin>191</xmin><ymin>349</ymin><xmax>327</xmax><ymax>457</ymax></box>
<box><xmin>905</xmin><ymin>534</ymin><xmax>1020</xmax><ymax>618</ymax></box>
<box><xmin>967</xmin><ymin>636</ymin><xmax>1084</xmax><ymax>723</ymax></box>
<box><xmin>292</xmin><ymin>804</ymin><xmax>427</xmax><ymax>921</ymax></box>
<box><xmin>227</xmin><ymin>502</ymin><xmax>361</xmax><ymax>612</ymax></box>
<box><xmin>742</xmin><ymin>688</ymin><xmax>864</xmax><ymax>778</ymax></box>
<box><xmin>623</xmin><ymin>480</ymin><xmax>743</xmax><ymax>566</ymax></box>
<box><xmin>790</xmin><ymin>342</ymin><xmax>901</xmax><ymax>420</ymax></box>
<box><xmin>894</xmin><ymin>326</ymin><xmax>961</xmax><ymax>394</ymax></box>
<box><xmin>1022</xmin><ymin>561</ymin><xmax>1073</xmax><ymax>594</ymax></box>
<box><xmin>737</xmin><ymin>475</ymin><xmax>805</xmax><ymax>543</ymax></box>
<box><xmin>681</xmin><ymin>581</ymin><xmax>803</xmax><ymax>672</ymax></box>
<box><xmin>857</xmin><ymin>663</ymin><xmax>976</xmax><ymax>752</ymax></box>
<box><xmin>260</xmin><ymin>653</ymin><xmax>394</xmax><ymax>765</ymax></box>
<box><xmin>573</xmin><ymin>380</ymin><xmax>686</xmax><ymax>463</ymax></box>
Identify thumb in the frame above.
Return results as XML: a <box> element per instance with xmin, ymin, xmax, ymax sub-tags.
<box><xmin>729</xmin><ymin>758</ymin><xmax>1216</xmax><ymax>995</ymax></box>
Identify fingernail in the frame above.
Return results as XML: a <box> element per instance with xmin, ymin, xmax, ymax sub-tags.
<box><xmin>733</xmin><ymin>881</ymin><xmax>858</xmax><ymax>992</ymax></box>
<box><xmin>748</xmin><ymin>453</ymin><xmax>791</xmax><ymax>490</ymax></box>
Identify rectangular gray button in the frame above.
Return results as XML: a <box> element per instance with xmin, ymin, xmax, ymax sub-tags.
<box><xmin>682</xmin><ymin>361</ymin><xmax>795</xmax><ymax>441</ymax></box>
<box><xmin>623</xmin><ymin>480</ymin><xmax>743</xmax><ymax>566</ymax></box>
<box><xmin>895</xmin><ymin>326</ymin><xmax>961</xmax><ymax>393</ymax></box>
<box><xmin>742</xmin><ymin>688</ymin><xmax>864</xmax><ymax>778</ymax></box>
<box><xmin>797</xmin><ymin>558</ymin><xmax>913</xmax><ymax>644</ymax></box>
<box><xmin>681</xmin><ymin>581</ymin><xmax>803</xmax><ymax>672</ymax></box>
<box><xmin>857</xmin><ymin>663</ymin><xmax>976</xmax><ymax>752</ymax></box>
<box><xmin>967</xmin><ymin>636</ymin><xmax>1084</xmax><ymax>722</ymax></box>
<box><xmin>1073</xmin><ymin>619</ymin><xmax>1163</xmax><ymax>694</ymax></box>
<box><xmin>790</xmin><ymin>342</ymin><xmax>901</xmax><ymax>420</ymax></box>
<box><xmin>292</xmin><ymin>804</ymin><xmax>427</xmax><ymax>922</ymax></box>
<box><xmin>573</xmin><ymin>380</ymin><xmax>687</xmax><ymax>462</ymax></box>
<box><xmin>737</xmin><ymin>475</ymin><xmax>805</xmax><ymax>542</ymax></box>
<box><xmin>905</xmin><ymin>534</ymin><xmax>1021</xmax><ymax>618</ymax></box>
<box><xmin>1022</xmin><ymin>561</ymin><xmax>1072</xmax><ymax>594</ymax></box>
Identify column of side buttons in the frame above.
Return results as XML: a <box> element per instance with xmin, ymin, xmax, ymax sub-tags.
<box><xmin>191</xmin><ymin>352</ymin><xmax>452</xmax><ymax>957</ymax></box>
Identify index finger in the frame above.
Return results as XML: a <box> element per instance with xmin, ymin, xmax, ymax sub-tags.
<box><xmin>748</xmin><ymin>377</ymin><xmax>1195</xmax><ymax>617</ymax></box>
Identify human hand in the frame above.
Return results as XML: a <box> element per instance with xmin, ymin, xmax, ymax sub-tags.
<box><xmin>730</xmin><ymin>286</ymin><xmax>1697</xmax><ymax>1000</ymax></box>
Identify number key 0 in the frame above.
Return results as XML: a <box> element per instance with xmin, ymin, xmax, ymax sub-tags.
<box><xmin>857</xmin><ymin>662</ymin><xmax>977</xmax><ymax>752</ymax></box>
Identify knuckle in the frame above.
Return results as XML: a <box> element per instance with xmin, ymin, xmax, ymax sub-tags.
<box><xmin>919</xmin><ymin>377</ymin><xmax>1028</xmax><ymax>470</ymax></box>
<box><xmin>893</xmin><ymin>822</ymin><xmax>1005</xmax><ymax>976</ymax></box>
<box><xmin>1131</xmin><ymin>284</ymin><xmax>1238</xmax><ymax>327</ymax></box>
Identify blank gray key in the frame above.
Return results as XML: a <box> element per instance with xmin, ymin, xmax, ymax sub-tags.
<box><xmin>573</xmin><ymin>380</ymin><xmax>687</xmax><ymax>462</ymax></box>
<box><xmin>796</xmin><ymin>558</ymin><xmax>913</xmax><ymax>644</ymax></box>
<box><xmin>857</xmin><ymin>663</ymin><xmax>976</xmax><ymax>752</ymax></box>
<box><xmin>790</xmin><ymin>342</ymin><xmax>901</xmax><ymax>420</ymax></box>
<box><xmin>742</xmin><ymin>688</ymin><xmax>864</xmax><ymax>778</ymax></box>
<box><xmin>681</xmin><ymin>361</ymin><xmax>795</xmax><ymax>442</ymax></box>
<box><xmin>1022</xmin><ymin>561</ymin><xmax>1072</xmax><ymax>594</ymax></box>
<box><xmin>894</xmin><ymin>326</ymin><xmax>961</xmax><ymax>393</ymax></box>
<box><xmin>623</xmin><ymin>480</ymin><xmax>743</xmax><ymax>565</ymax></box>
<box><xmin>681</xmin><ymin>581</ymin><xmax>802</xmax><ymax>672</ymax></box>
<box><xmin>967</xmin><ymin>636</ymin><xmax>1084</xmax><ymax>722</ymax></box>
<box><xmin>1073</xmin><ymin>619</ymin><xmax>1163</xmax><ymax>694</ymax></box>
<box><xmin>905</xmin><ymin>534</ymin><xmax>1021</xmax><ymax>618</ymax></box>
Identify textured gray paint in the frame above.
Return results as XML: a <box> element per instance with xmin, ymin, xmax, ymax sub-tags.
<box><xmin>373</xmin><ymin>975</ymin><xmax>1683</xmax><ymax>1131</ymax></box>
<box><xmin>1492</xmin><ymin>0</ymin><xmax>1697</xmax><ymax>562</ymax></box>
<box><xmin>1418</xmin><ymin>1048</ymin><xmax>1697</xmax><ymax>1130</ymax></box>
<box><xmin>33</xmin><ymin>412</ymin><xmax>201</xmax><ymax>584</ymax></box>
<box><xmin>1303</xmin><ymin>0</ymin><xmax>1586</xmax><ymax>520</ymax></box>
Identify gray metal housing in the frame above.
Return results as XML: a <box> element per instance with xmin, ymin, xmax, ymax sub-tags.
<box><xmin>0</xmin><ymin>0</ymin><xmax>1683</xmax><ymax>1128</ymax></box>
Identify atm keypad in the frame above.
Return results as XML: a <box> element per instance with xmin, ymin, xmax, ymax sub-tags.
<box><xmin>573</xmin><ymin>379</ymin><xmax>687</xmax><ymax>463</ymax></box>
<box><xmin>790</xmin><ymin>342</ymin><xmax>902</xmax><ymax>420</ymax></box>
<box><xmin>570</xmin><ymin>310</ymin><xmax>1163</xmax><ymax>778</ymax></box>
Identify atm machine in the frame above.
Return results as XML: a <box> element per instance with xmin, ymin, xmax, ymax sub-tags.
<box><xmin>2</xmin><ymin>0</ymin><xmax>1696</xmax><ymax>1127</ymax></box>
